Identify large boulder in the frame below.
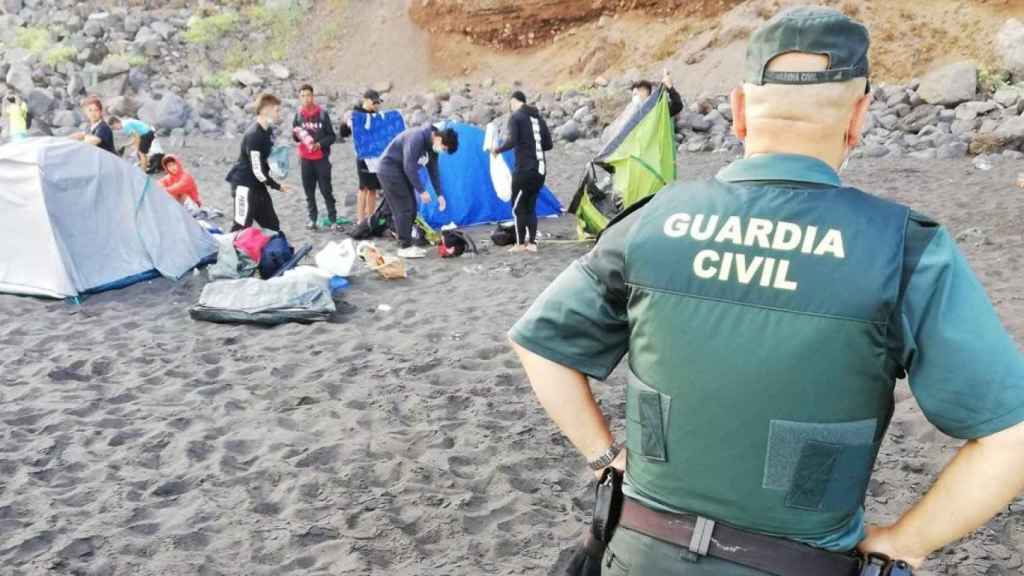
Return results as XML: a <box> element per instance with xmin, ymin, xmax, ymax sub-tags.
<box><xmin>996</xmin><ymin>19</ymin><xmax>1024</xmax><ymax>78</ymax></box>
<box><xmin>5</xmin><ymin>63</ymin><xmax>33</xmax><ymax>97</ymax></box>
<box><xmin>231</xmin><ymin>69</ymin><xmax>263</xmax><ymax>88</ymax></box>
<box><xmin>105</xmin><ymin>95</ymin><xmax>139</xmax><ymax>117</ymax></box>
<box><xmin>969</xmin><ymin>116</ymin><xmax>1024</xmax><ymax>154</ymax></box>
<box><xmin>555</xmin><ymin>119</ymin><xmax>581</xmax><ymax>142</ymax></box>
<box><xmin>24</xmin><ymin>87</ymin><xmax>53</xmax><ymax>118</ymax></box>
<box><xmin>138</xmin><ymin>92</ymin><xmax>189</xmax><ymax>130</ymax></box>
<box><xmin>916</xmin><ymin>62</ymin><xmax>978</xmax><ymax>106</ymax></box>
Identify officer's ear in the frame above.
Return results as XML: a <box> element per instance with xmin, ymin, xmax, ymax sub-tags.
<box><xmin>845</xmin><ymin>91</ymin><xmax>872</xmax><ymax>149</ymax></box>
<box><xmin>730</xmin><ymin>87</ymin><xmax>747</xmax><ymax>141</ymax></box>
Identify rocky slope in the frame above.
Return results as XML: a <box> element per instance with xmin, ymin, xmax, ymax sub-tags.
<box><xmin>4</xmin><ymin>0</ymin><xmax>1024</xmax><ymax>166</ymax></box>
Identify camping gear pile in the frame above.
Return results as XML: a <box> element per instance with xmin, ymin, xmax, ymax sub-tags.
<box><xmin>0</xmin><ymin>138</ymin><xmax>217</xmax><ymax>299</ymax></box>
<box><xmin>193</xmin><ymin>226</ymin><xmax>329</xmax><ymax>325</ymax></box>
<box><xmin>569</xmin><ymin>86</ymin><xmax>677</xmax><ymax>238</ymax></box>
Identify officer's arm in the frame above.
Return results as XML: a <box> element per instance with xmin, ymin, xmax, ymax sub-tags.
<box><xmin>510</xmin><ymin>206</ymin><xmax>640</xmax><ymax>474</ymax></box>
<box><xmin>861</xmin><ymin>422</ymin><xmax>1024</xmax><ymax>566</ymax></box>
<box><xmin>512</xmin><ymin>344</ymin><xmax>617</xmax><ymax>467</ymax></box>
<box><xmin>860</xmin><ymin>221</ymin><xmax>1024</xmax><ymax>566</ymax></box>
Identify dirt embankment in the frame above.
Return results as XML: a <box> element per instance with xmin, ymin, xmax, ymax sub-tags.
<box><xmin>399</xmin><ymin>0</ymin><xmax>1024</xmax><ymax>97</ymax></box>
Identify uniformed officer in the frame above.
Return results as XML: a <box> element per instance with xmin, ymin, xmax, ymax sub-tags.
<box><xmin>510</xmin><ymin>7</ymin><xmax>1024</xmax><ymax>576</ymax></box>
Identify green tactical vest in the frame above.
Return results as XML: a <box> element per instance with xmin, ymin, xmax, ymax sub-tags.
<box><xmin>621</xmin><ymin>176</ymin><xmax>909</xmax><ymax>542</ymax></box>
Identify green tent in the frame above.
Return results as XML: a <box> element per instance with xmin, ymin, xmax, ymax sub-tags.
<box><xmin>569</xmin><ymin>87</ymin><xmax>677</xmax><ymax>238</ymax></box>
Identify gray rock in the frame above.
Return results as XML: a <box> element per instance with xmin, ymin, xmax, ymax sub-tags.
<box><xmin>139</xmin><ymin>92</ymin><xmax>189</xmax><ymax>130</ymax></box>
<box><xmin>133</xmin><ymin>26</ymin><xmax>159</xmax><ymax>45</ymax></box>
<box><xmin>955</xmin><ymin>227</ymin><xmax>989</xmax><ymax>246</ymax></box>
<box><xmin>969</xmin><ymin>116</ymin><xmax>1024</xmax><ymax>154</ymax></box>
<box><xmin>679</xmin><ymin>111</ymin><xmax>712</xmax><ymax>132</ymax></box>
<box><xmin>936</xmin><ymin>142</ymin><xmax>968</xmax><ymax>159</ymax></box>
<box><xmin>885</xmin><ymin>89</ymin><xmax>910</xmax><ymax>107</ymax></box>
<box><xmin>878</xmin><ymin>114</ymin><xmax>899</xmax><ymax>131</ymax></box>
<box><xmin>231</xmin><ymin>69</ymin><xmax>262</xmax><ymax>87</ymax></box>
<box><xmin>996</xmin><ymin>19</ymin><xmax>1024</xmax><ymax>78</ymax></box>
<box><xmin>955</xmin><ymin>101</ymin><xmax>999</xmax><ymax>121</ymax></box>
<box><xmin>466</xmin><ymin>105</ymin><xmax>494</xmax><ymax>126</ymax></box>
<box><xmin>408</xmin><ymin>109</ymin><xmax>428</xmax><ymax>126</ymax></box>
<box><xmin>555</xmin><ymin>120</ymin><xmax>581</xmax><ymax>142</ymax></box>
<box><xmin>716</xmin><ymin>103</ymin><xmax>732</xmax><ymax>122</ymax></box>
<box><xmin>938</xmin><ymin>109</ymin><xmax>957</xmax><ymax>122</ymax></box>
<box><xmin>24</xmin><ymin>87</ymin><xmax>53</xmax><ymax>117</ymax></box>
<box><xmin>898</xmin><ymin>105</ymin><xmax>940</xmax><ymax>133</ymax></box>
<box><xmin>169</xmin><ymin>127</ymin><xmax>186</xmax><ymax>147</ymax></box>
<box><xmin>268</xmin><ymin>63</ymin><xmax>290</xmax><ymax>80</ymax></box>
<box><xmin>67</xmin><ymin>73</ymin><xmax>85</xmax><ymax>97</ymax></box>
<box><xmin>5</xmin><ymin>63</ymin><xmax>33</xmax><ymax>96</ymax></box>
<box><xmin>4</xmin><ymin>0</ymin><xmax>23</xmax><ymax>14</ymax></box>
<box><xmin>123</xmin><ymin>14</ymin><xmax>142</xmax><ymax>35</ymax></box>
<box><xmin>1002</xmin><ymin>149</ymin><xmax>1024</xmax><ymax>160</ymax></box>
<box><xmin>891</xmin><ymin>103</ymin><xmax>912</xmax><ymax>118</ymax></box>
<box><xmin>105</xmin><ymin>95</ymin><xmax>139</xmax><ymax>117</ymax></box>
<box><xmin>197</xmin><ymin>117</ymin><xmax>219</xmax><ymax>134</ymax></box>
<box><xmin>149</xmin><ymin>21</ymin><xmax>176</xmax><ymax>40</ymax></box>
<box><xmin>908</xmin><ymin>149</ymin><xmax>937</xmax><ymax>160</ymax></box>
<box><xmin>572</xmin><ymin>106</ymin><xmax>591</xmax><ymax>123</ymax></box>
<box><xmin>864</xmin><ymin>144</ymin><xmax>890</xmax><ymax>158</ymax></box>
<box><xmin>916</xmin><ymin>62</ymin><xmax>977</xmax><ymax>106</ymax></box>
<box><xmin>83</xmin><ymin>19</ymin><xmax>104</xmax><ymax>38</ymax></box>
<box><xmin>82</xmin><ymin>44</ymin><xmax>110</xmax><ymax>65</ymax></box>
<box><xmin>993</xmin><ymin>87</ymin><xmax>1022</xmax><ymax>109</ymax></box>
<box><xmin>950</xmin><ymin>118</ymin><xmax>980</xmax><ymax>136</ymax></box>
<box><xmin>52</xmin><ymin>109</ymin><xmax>78</xmax><ymax>127</ymax></box>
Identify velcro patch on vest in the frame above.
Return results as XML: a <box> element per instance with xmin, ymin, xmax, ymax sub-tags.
<box><xmin>626</xmin><ymin>370</ymin><xmax>672</xmax><ymax>463</ymax></box>
<box><xmin>764</xmin><ymin>419</ymin><xmax>877</xmax><ymax>512</ymax></box>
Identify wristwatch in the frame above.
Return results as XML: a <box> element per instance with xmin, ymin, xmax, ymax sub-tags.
<box><xmin>588</xmin><ymin>442</ymin><xmax>622</xmax><ymax>471</ymax></box>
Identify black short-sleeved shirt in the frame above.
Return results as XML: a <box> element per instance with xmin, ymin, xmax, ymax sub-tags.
<box><xmin>90</xmin><ymin>121</ymin><xmax>116</xmax><ymax>155</ymax></box>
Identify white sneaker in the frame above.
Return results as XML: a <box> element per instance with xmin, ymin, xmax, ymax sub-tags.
<box><xmin>397</xmin><ymin>246</ymin><xmax>427</xmax><ymax>259</ymax></box>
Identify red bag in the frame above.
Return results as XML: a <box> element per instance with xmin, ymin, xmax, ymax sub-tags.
<box><xmin>234</xmin><ymin>227</ymin><xmax>273</xmax><ymax>263</ymax></box>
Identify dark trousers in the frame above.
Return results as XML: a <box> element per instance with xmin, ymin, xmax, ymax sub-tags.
<box><xmin>231</xmin><ymin>184</ymin><xmax>280</xmax><ymax>232</ymax></box>
<box><xmin>512</xmin><ymin>171</ymin><xmax>544</xmax><ymax>245</ymax></box>
<box><xmin>300</xmin><ymin>157</ymin><xmax>336</xmax><ymax>223</ymax></box>
<box><xmin>377</xmin><ymin>166</ymin><xmax>418</xmax><ymax>248</ymax></box>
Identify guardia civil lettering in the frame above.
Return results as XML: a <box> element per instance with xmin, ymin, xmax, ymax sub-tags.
<box><xmin>663</xmin><ymin>213</ymin><xmax>846</xmax><ymax>292</ymax></box>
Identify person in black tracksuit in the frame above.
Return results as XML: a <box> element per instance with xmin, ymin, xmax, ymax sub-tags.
<box><xmin>377</xmin><ymin>124</ymin><xmax>459</xmax><ymax>258</ymax></box>
<box><xmin>226</xmin><ymin>94</ymin><xmax>289</xmax><ymax>232</ymax></box>
<box><xmin>491</xmin><ymin>91</ymin><xmax>553</xmax><ymax>252</ymax></box>
<box><xmin>293</xmin><ymin>84</ymin><xmax>338</xmax><ymax>230</ymax></box>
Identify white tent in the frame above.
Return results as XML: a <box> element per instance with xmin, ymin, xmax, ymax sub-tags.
<box><xmin>0</xmin><ymin>138</ymin><xmax>217</xmax><ymax>299</ymax></box>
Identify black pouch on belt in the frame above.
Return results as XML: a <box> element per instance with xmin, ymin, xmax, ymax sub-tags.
<box><xmin>563</xmin><ymin>468</ymin><xmax>624</xmax><ymax>576</ymax></box>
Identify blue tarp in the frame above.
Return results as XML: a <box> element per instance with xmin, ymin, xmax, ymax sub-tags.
<box><xmin>352</xmin><ymin>110</ymin><xmax>406</xmax><ymax>160</ymax></box>
<box><xmin>417</xmin><ymin>123</ymin><xmax>561</xmax><ymax>229</ymax></box>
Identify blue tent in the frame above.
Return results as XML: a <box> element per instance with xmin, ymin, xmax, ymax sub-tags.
<box><xmin>417</xmin><ymin>123</ymin><xmax>561</xmax><ymax>229</ymax></box>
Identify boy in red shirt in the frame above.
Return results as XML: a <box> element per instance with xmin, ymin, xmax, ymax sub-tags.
<box><xmin>293</xmin><ymin>84</ymin><xmax>339</xmax><ymax>230</ymax></box>
<box><xmin>159</xmin><ymin>155</ymin><xmax>201</xmax><ymax>207</ymax></box>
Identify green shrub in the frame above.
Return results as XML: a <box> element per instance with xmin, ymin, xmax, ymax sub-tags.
<box><xmin>43</xmin><ymin>45</ymin><xmax>77</xmax><ymax>66</ymax></box>
<box><xmin>15</xmin><ymin>27</ymin><xmax>50</xmax><ymax>53</ymax></box>
<box><xmin>978</xmin><ymin>67</ymin><xmax>1011</xmax><ymax>95</ymax></box>
<box><xmin>203</xmin><ymin>71</ymin><xmax>233</xmax><ymax>89</ymax></box>
<box><xmin>184</xmin><ymin>12</ymin><xmax>240</xmax><ymax>45</ymax></box>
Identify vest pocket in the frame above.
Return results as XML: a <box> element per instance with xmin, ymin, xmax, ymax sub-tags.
<box><xmin>626</xmin><ymin>370</ymin><xmax>672</xmax><ymax>463</ymax></box>
<box><xmin>764</xmin><ymin>419</ymin><xmax>878</xmax><ymax>513</ymax></box>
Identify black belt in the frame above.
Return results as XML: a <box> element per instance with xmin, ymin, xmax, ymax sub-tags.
<box><xmin>619</xmin><ymin>499</ymin><xmax>861</xmax><ymax>576</ymax></box>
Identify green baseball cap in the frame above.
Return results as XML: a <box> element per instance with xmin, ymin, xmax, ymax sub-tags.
<box><xmin>745</xmin><ymin>6</ymin><xmax>870</xmax><ymax>90</ymax></box>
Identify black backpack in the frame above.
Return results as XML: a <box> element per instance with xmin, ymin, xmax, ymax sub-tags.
<box><xmin>350</xmin><ymin>199</ymin><xmax>394</xmax><ymax>240</ymax></box>
<box><xmin>490</xmin><ymin>223</ymin><xmax>516</xmax><ymax>247</ymax></box>
<box><xmin>439</xmin><ymin>229</ymin><xmax>477</xmax><ymax>258</ymax></box>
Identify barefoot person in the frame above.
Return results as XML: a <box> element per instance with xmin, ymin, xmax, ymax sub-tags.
<box><xmin>226</xmin><ymin>93</ymin><xmax>290</xmax><ymax>232</ymax></box>
<box><xmin>490</xmin><ymin>90</ymin><xmax>553</xmax><ymax>253</ymax></box>
<box><xmin>511</xmin><ymin>7</ymin><xmax>1024</xmax><ymax>576</ymax></box>
<box><xmin>353</xmin><ymin>89</ymin><xmax>385</xmax><ymax>226</ymax></box>
<box><xmin>377</xmin><ymin>124</ymin><xmax>458</xmax><ymax>259</ymax></box>
<box><xmin>69</xmin><ymin>95</ymin><xmax>115</xmax><ymax>155</ymax></box>
<box><xmin>292</xmin><ymin>84</ymin><xmax>339</xmax><ymax>231</ymax></box>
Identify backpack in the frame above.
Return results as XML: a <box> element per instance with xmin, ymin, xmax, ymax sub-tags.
<box><xmin>490</xmin><ymin>223</ymin><xmax>516</xmax><ymax>247</ymax></box>
<box><xmin>258</xmin><ymin>233</ymin><xmax>295</xmax><ymax>279</ymax></box>
<box><xmin>350</xmin><ymin>199</ymin><xmax>393</xmax><ymax>240</ymax></box>
<box><xmin>438</xmin><ymin>229</ymin><xmax>477</xmax><ymax>258</ymax></box>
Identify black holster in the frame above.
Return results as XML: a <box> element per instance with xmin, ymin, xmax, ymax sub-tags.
<box><xmin>859</xmin><ymin>554</ymin><xmax>914</xmax><ymax>576</ymax></box>
<box><xmin>563</xmin><ymin>468</ymin><xmax>624</xmax><ymax>576</ymax></box>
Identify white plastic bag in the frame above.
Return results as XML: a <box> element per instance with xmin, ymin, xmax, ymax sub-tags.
<box><xmin>315</xmin><ymin>239</ymin><xmax>356</xmax><ymax>277</ymax></box>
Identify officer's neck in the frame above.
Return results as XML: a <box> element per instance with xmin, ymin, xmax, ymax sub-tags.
<box><xmin>743</xmin><ymin>123</ymin><xmax>845</xmax><ymax>171</ymax></box>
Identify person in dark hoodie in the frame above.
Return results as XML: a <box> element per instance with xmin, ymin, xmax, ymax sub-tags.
<box><xmin>226</xmin><ymin>93</ymin><xmax>290</xmax><ymax>232</ymax></box>
<box><xmin>632</xmin><ymin>69</ymin><xmax>685</xmax><ymax>117</ymax></box>
<box><xmin>293</xmin><ymin>84</ymin><xmax>339</xmax><ymax>231</ymax></box>
<box><xmin>490</xmin><ymin>91</ymin><xmax>554</xmax><ymax>253</ymax></box>
<box><xmin>377</xmin><ymin>123</ymin><xmax>459</xmax><ymax>259</ymax></box>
